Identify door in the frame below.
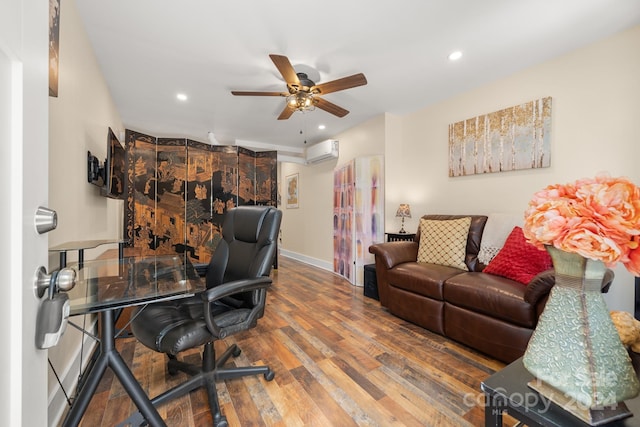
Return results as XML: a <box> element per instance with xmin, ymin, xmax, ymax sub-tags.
<box><xmin>0</xmin><ymin>0</ymin><xmax>50</xmax><ymax>425</ymax></box>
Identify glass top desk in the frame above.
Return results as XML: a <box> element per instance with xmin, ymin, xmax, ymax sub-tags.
<box><xmin>49</xmin><ymin>239</ymin><xmax>127</xmax><ymax>268</ymax></box>
<box><xmin>61</xmin><ymin>255</ymin><xmax>206</xmax><ymax>427</ymax></box>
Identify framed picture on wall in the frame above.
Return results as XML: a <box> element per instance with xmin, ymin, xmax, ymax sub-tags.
<box><xmin>49</xmin><ymin>0</ymin><xmax>61</xmax><ymax>97</ymax></box>
<box><xmin>286</xmin><ymin>173</ymin><xmax>299</xmax><ymax>209</ymax></box>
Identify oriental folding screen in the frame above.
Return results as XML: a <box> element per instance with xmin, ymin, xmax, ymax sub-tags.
<box><xmin>124</xmin><ymin>130</ymin><xmax>277</xmax><ymax>264</ymax></box>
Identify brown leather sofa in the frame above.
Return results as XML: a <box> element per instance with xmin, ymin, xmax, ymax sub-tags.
<box><xmin>369</xmin><ymin>214</ymin><xmax>612</xmax><ymax>363</ymax></box>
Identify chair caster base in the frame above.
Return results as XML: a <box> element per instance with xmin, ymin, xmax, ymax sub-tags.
<box><xmin>214</xmin><ymin>413</ymin><xmax>229</xmax><ymax>427</ymax></box>
<box><xmin>264</xmin><ymin>369</ymin><xmax>275</xmax><ymax>381</ymax></box>
<box><xmin>167</xmin><ymin>354</ymin><xmax>179</xmax><ymax>375</ymax></box>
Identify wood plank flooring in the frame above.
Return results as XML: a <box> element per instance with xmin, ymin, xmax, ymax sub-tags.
<box><xmin>62</xmin><ymin>256</ymin><xmax>517</xmax><ymax>426</ymax></box>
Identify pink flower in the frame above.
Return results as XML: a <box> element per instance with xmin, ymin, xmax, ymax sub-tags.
<box><xmin>524</xmin><ymin>173</ymin><xmax>640</xmax><ymax>276</ymax></box>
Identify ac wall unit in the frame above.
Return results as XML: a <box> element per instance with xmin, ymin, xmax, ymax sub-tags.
<box><xmin>305</xmin><ymin>140</ymin><xmax>339</xmax><ymax>164</ymax></box>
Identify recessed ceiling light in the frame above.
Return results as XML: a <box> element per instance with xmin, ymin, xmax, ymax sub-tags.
<box><xmin>318</xmin><ymin>124</ymin><xmax>326</xmax><ymax>130</ymax></box>
<box><xmin>448</xmin><ymin>51</ymin><xmax>463</xmax><ymax>61</ymax></box>
<box><xmin>176</xmin><ymin>93</ymin><xmax>188</xmax><ymax>101</ymax></box>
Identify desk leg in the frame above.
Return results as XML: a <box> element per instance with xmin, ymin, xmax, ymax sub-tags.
<box><xmin>62</xmin><ymin>310</ymin><xmax>166</xmax><ymax>427</ymax></box>
<box><xmin>62</xmin><ymin>346</ymin><xmax>110</xmax><ymax>426</ymax></box>
<box><xmin>484</xmin><ymin>393</ymin><xmax>504</xmax><ymax>427</ymax></box>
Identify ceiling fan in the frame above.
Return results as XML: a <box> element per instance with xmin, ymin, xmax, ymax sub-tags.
<box><xmin>231</xmin><ymin>54</ymin><xmax>367</xmax><ymax>120</ymax></box>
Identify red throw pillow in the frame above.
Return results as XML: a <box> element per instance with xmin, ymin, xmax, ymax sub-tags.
<box><xmin>483</xmin><ymin>226</ymin><xmax>552</xmax><ymax>285</ymax></box>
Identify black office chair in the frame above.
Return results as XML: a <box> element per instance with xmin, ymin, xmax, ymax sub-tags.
<box><xmin>128</xmin><ymin>205</ymin><xmax>282</xmax><ymax>427</ymax></box>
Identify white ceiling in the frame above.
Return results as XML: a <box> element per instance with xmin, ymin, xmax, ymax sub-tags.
<box><xmin>75</xmin><ymin>0</ymin><xmax>640</xmax><ymax>155</ymax></box>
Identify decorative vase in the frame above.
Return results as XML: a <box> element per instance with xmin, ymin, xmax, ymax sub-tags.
<box><xmin>523</xmin><ymin>245</ymin><xmax>640</xmax><ymax>424</ymax></box>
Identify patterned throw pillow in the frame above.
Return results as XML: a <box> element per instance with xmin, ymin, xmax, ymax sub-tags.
<box><xmin>483</xmin><ymin>226</ymin><xmax>553</xmax><ymax>285</ymax></box>
<box><xmin>417</xmin><ymin>217</ymin><xmax>471</xmax><ymax>270</ymax></box>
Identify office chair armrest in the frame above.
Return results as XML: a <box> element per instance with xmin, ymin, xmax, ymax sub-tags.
<box><xmin>200</xmin><ymin>276</ymin><xmax>272</xmax><ymax>338</ymax></box>
<box><xmin>200</xmin><ymin>276</ymin><xmax>272</xmax><ymax>303</ymax></box>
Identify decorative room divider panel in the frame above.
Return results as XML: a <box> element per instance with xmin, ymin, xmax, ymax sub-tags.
<box><xmin>333</xmin><ymin>155</ymin><xmax>384</xmax><ymax>286</ymax></box>
<box><xmin>124</xmin><ymin>130</ymin><xmax>277</xmax><ymax>264</ymax></box>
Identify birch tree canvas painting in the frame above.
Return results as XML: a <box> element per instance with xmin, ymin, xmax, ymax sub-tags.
<box><xmin>448</xmin><ymin>97</ymin><xmax>552</xmax><ymax>177</ymax></box>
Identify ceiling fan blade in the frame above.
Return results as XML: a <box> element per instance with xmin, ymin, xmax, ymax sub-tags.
<box><xmin>315</xmin><ymin>98</ymin><xmax>349</xmax><ymax>118</ymax></box>
<box><xmin>312</xmin><ymin>73</ymin><xmax>367</xmax><ymax>95</ymax></box>
<box><xmin>269</xmin><ymin>54</ymin><xmax>301</xmax><ymax>87</ymax></box>
<box><xmin>231</xmin><ymin>91</ymin><xmax>286</xmax><ymax>96</ymax></box>
<box><xmin>277</xmin><ymin>105</ymin><xmax>295</xmax><ymax>120</ymax></box>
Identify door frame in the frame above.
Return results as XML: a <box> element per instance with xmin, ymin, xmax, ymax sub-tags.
<box><xmin>0</xmin><ymin>0</ymin><xmax>50</xmax><ymax>425</ymax></box>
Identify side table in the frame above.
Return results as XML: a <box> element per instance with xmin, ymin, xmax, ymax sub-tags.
<box><xmin>481</xmin><ymin>357</ymin><xmax>640</xmax><ymax>426</ymax></box>
<box><xmin>386</xmin><ymin>232</ymin><xmax>416</xmax><ymax>242</ymax></box>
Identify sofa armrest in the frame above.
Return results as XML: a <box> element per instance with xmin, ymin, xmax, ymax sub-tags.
<box><xmin>600</xmin><ymin>269</ymin><xmax>615</xmax><ymax>293</ymax></box>
<box><xmin>524</xmin><ymin>268</ymin><xmax>616</xmax><ymax>306</ymax></box>
<box><xmin>524</xmin><ymin>269</ymin><xmax>556</xmax><ymax>305</ymax></box>
<box><xmin>369</xmin><ymin>241</ymin><xmax>418</xmax><ymax>269</ymax></box>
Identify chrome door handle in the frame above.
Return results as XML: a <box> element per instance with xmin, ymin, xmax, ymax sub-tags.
<box><xmin>34</xmin><ymin>266</ymin><xmax>76</xmax><ymax>298</ymax></box>
<box><xmin>35</xmin><ymin>206</ymin><xmax>58</xmax><ymax>234</ymax></box>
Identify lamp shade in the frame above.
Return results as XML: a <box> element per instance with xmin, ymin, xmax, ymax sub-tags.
<box><xmin>395</xmin><ymin>204</ymin><xmax>411</xmax><ymax>218</ymax></box>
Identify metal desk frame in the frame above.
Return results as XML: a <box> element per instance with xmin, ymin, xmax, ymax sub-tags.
<box><xmin>60</xmin><ymin>255</ymin><xmax>205</xmax><ymax>427</ymax></box>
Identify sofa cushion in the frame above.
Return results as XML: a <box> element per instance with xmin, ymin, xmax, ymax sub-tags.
<box><xmin>417</xmin><ymin>217</ymin><xmax>471</xmax><ymax>270</ymax></box>
<box><xmin>483</xmin><ymin>226</ymin><xmax>552</xmax><ymax>285</ymax></box>
<box><xmin>444</xmin><ymin>272</ymin><xmax>537</xmax><ymax>328</ymax></box>
<box><xmin>387</xmin><ymin>262</ymin><xmax>463</xmax><ymax>300</ymax></box>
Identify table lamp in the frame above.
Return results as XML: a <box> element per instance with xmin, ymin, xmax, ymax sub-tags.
<box><xmin>395</xmin><ymin>204</ymin><xmax>411</xmax><ymax>233</ymax></box>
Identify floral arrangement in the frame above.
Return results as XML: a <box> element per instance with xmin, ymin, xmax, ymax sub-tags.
<box><xmin>523</xmin><ymin>173</ymin><xmax>640</xmax><ymax>275</ymax></box>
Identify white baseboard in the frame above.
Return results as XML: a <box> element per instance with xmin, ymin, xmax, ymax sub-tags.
<box><xmin>278</xmin><ymin>249</ymin><xmax>334</xmax><ymax>273</ymax></box>
<box><xmin>278</xmin><ymin>250</ymin><xmax>364</xmax><ymax>286</ymax></box>
<box><xmin>48</xmin><ymin>320</ymin><xmax>98</xmax><ymax>427</ymax></box>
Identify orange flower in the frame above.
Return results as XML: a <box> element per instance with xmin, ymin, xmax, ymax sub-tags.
<box><xmin>626</xmin><ymin>238</ymin><xmax>640</xmax><ymax>276</ymax></box>
<box><xmin>524</xmin><ymin>173</ymin><xmax>640</xmax><ymax>276</ymax></box>
<box><xmin>556</xmin><ymin>217</ymin><xmax>622</xmax><ymax>265</ymax></box>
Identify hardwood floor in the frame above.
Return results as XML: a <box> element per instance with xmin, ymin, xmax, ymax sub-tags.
<box><xmin>65</xmin><ymin>256</ymin><xmax>517</xmax><ymax>426</ymax></box>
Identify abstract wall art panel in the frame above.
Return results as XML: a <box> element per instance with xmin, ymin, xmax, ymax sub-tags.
<box><xmin>448</xmin><ymin>97</ymin><xmax>552</xmax><ymax>177</ymax></box>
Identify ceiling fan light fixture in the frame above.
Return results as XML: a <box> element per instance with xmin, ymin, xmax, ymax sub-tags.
<box><xmin>286</xmin><ymin>92</ymin><xmax>316</xmax><ymax>111</ymax></box>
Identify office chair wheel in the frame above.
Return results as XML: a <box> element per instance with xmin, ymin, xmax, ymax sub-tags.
<box><xmin>232</xmin><ymin>346</ymin><xmax>241</xmax><ymax>357</ymax></box>
<box><xmin>214</xmin><ymin>414</ymin><xmax>228</xmax><ymax>427</ymax></box>
<box><xmin>264</xmin><ymin>369</ymin><xmax>275</xmax><ymax>381</ymax></box>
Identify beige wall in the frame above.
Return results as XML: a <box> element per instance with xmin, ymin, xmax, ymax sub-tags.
<box><xmin>399</xmin><ymin>25</ymin><xmax>640</xmax><ymax>229</ymax></box>
<box><xmin>280</xmin><ymin>25</ymin><xmax>640</xmax><ymax>312</ymax></box>
<box><xmin>279</xmin><ymin>115</ymin><xmax>386</xmax><ymax>269</ymax></box>
<box><xmin>47</xmin><ymin>0</ymin><xmax>123</xmax><ymax>423</ymax></box>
